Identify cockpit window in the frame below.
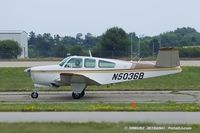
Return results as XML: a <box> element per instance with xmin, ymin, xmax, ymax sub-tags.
<box><xmin>59</xmin><ymin>57</ymin><xmax>70</xmax><ymax>66</ymax></box>
<box><xmin>84</xmin><ymin>58</ymin><xmax>96</xmax><ymax>68</ymax></box>
<box><xmin>98</xmin><ymin>60</ymin><xmax>116</xmax><ymax>68</ymax></box>
<box><xmin>65</xmin><ymin>58</ymin><xmax>82</xmax><ymax>68</ymax></box>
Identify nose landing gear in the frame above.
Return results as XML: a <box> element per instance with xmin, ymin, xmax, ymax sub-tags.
<box><xmin>31</xmin><ymin>91</ymin><xmax>39</xmax><ymax>99</ymax></box>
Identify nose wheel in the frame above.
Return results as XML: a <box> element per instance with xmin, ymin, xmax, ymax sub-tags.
<box><xmin>31</xmin><ymin>91</ymin><xmax>39</xmax><ymax>99</ymax></box>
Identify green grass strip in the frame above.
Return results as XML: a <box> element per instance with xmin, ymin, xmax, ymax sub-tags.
<box><xmin>0</xmin><ymin>102</ymin><xmax>199</xmax><ymax>112</ymax></box>
<box><xmin>0</xmin><ymin>122</ymin><xmax>199</xmax><ymax>133</ymax></box>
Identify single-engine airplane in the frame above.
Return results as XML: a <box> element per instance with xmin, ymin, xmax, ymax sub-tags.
<box><xmin>25</xmin><ymin>48</ymin><xmax>182</xmax><ymax>99</ymax></box>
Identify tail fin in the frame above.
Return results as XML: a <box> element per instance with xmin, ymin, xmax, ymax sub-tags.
<box><xmin>156</xmin><ymin>48</ymin><xmax>180</xmax><ymax>68</ymax></box>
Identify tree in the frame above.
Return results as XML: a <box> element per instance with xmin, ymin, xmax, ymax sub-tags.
<box><xmin>54</xmin><ymin>34</ymin><xmax>61</xmax><ymax>45</ymax></box>
<box><xmin>61</xmin><ymin>36</ymin><xmax>77</xmax><ymax>46</ymax></box>
<box><xmin>35</xmin><ymin>33</ymin><xmax>54</xmax><ymax>57</ymax></box>
<box><xmin>99</xmin><ymin>27</ymin><xmax>130</xmax><ymax>57</ymax></box>
<box><xmin>28</xmin><ymin>31</ymin><xmax>36</xmax><ymax>46</ymax></box>
<box><xmin>159</xmin><ymin>27</ymin><xmax>200</xmax><ymax>47</ymax></box>
<box><xmin>53</xmin><ymin>44</ymin><xmax>68</xmax><ymax>57</ymax></box>
<box><xmin>0</xmin><ymin>40</ymin><xmax>22</xmax><ymax>59</ymax></box>
<box><xmin>70</xmin><ymin>45</ymin><xmax>83</xmax><ymax>56</ymax></box>
<box><xmin>76</xmin><ymin>33</ymin><xmax>83</xmax><ymax>44</ymax></box>
<box><xmin>139</xmin><ymin>37</ymin><xmax>151</xmax><ymax>57</ymax></box>
<box><xmin>179</xmin><ymin>47</ymin><xmax>200</xmax><ymax>57</ymax></box>
<box><xmin>149</xmin><ymin>38</ymin><xmax>160</xmax><ymax>55</ymax></box>
<box><xmin>128</xmin><ymin>32</ymin><xmax>139</xmax><ymax>57</ymax></box>
<box><xmin>84</xmin><ymin>33</ymin><xmax>97</xmax><ymax>48</ymax></box>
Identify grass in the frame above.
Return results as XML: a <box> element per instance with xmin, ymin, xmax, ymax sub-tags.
<box><xmin>0</xmin><ymin>67</ymin><xmax>200</xmax><ymax>91</ymax></box>
<box><xmin>0</xmin><ymin>102</ymin><xmax>199</xmax><ymax>112</ymax></box>
<box><xmin>0</xmin><ymin>67</ymin><xmax>32</xmax><ymax>91</ymax></box>
<box><xmin>0</xmin><ymin>122</ymin><xmax>199</xmax><ymax>133</ymax></box>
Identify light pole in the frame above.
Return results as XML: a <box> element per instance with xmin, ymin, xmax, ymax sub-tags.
<box><xmin>138</xmin><ymin>37</ymin><xmax>140</xmax><ymax>58</ymax></box>
<box><xmin>152</xmin><ymin>41</ymin><xmax>154</xmax><ymax>57</ymax></box>
<box><xmin>23</xmin><ymin>47</ymin><xmax>25</xmax><ymax>58</ymax></box>
<box><xmin>138</xmin><ymin>34</ymin><xmax>144</xmax><ymax>58</ymax></box>
<box><xmin>131</xmin><ymin>33</ymin><xmax>133</xmax><ymax>60</ymax></box>
<box><xmin>159</xmin><ymin>35</ymin><xmax>162</xmax><ymax>49</ymax></box>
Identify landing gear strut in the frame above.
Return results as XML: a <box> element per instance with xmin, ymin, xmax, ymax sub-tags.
<box><xmin>71</xmin><ymin>81</ymin><xmax>86</xmax><ymax>99</ymax></box>
<box><xmin>72</xmin><ymin>90</ymin><xmax>85</xmax><ymax>99</ymax></box>
<box><xmin>31</xmin><ymin>91</ymin><xmax>39</xmax><ymax>99</ymax></box>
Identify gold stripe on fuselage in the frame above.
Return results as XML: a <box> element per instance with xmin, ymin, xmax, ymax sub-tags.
<box><xmin>31</xmin><ymin>67</ymin><xmax>182</xmax><ymax>74</ymax></box>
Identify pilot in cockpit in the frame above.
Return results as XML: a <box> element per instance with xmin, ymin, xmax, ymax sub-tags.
<box><xmin>75</xmin><ymin>60</ymin><xmax>81</xmax><ymax>67</ymax></box>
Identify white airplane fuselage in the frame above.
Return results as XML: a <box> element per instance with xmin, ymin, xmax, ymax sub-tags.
<box><xmin>26</xmin><ymin>48</ymin><xmax>182</xmax><ymax>99</ymax></box>
<box><xmin>29</xmin><ymin>57</ymin><xmax>181</xmax><ymax>88</ymax></box>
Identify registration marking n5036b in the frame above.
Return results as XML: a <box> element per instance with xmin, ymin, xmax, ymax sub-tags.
<box><xmin>112</xmin><ymin>72</ymin><xmax>144</xmax><ymax>80</ymax></box>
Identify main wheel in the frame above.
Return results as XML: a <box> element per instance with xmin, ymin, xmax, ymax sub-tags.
<box><xmin>72</xmin><ymin>92</ymin><xmax>81</xmax><ymax>99</ymax></box>
<box><xmin>31</xmin><ymin>91</ymin><xmax>39</xmax><ymax>99</ymax></box>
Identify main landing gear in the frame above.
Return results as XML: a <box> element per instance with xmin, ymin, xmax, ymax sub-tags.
<box><xmin>72</xmin><ymin>90</ymin><xmax>85</xmax><ymax>99</ymax></box>
<box><xmin>71</xmin><ymin>82</ymin><xmax>86</xmax><ymax>99</ymax></box>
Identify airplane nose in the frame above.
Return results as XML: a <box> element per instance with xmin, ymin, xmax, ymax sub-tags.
<box><xmin>24</xmin><ymin>68</ymin><xmax>31</xmax><ymax>72</ymax></box>
<box><xmin>24</xmin><ymin>68</ymin><xmax>31</xmax><ymax>76</ymax></box>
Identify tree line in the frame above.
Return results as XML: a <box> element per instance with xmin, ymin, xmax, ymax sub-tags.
<box><xmin>28</xmin><ymin>32</ymin><xmax>98</xmax><ymax>58</ymax></box>
<box><xmin>1</xmin><ymin>27</ymin><xmax>200</xmax><ymax>59</ymax></box>
<box><xmin>28</xmin><ymin>27</ymin><xmax>200</xmax><ymax>58</ymax></box>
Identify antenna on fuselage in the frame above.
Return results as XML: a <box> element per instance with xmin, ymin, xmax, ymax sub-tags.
<box><xmin>138</xmin><ymin>58</ymin><xmax>142</xmax><ymax>62</ymax></box>
<box><xmin>89</xmin><ymin>50</ymin><xmax>92</xmax><ymax>57</ymax></box>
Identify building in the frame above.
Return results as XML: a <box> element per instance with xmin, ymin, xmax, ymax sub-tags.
<box><xmin>0</xmin><ymin>30</ymin><xmax>28</xmax><ymax>58</ymax></box>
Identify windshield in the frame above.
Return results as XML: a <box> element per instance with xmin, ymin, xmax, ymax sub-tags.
<box><xmin>59</xmin><ymin>57</ymin><xmax>70</xmax><ymax>66</ymax></box>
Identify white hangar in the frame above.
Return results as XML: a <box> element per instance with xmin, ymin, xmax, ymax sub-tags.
<box><xmin>0</xmin><ymin>30</ymin><xmax>28</xmax><ymax>58</ymax></box>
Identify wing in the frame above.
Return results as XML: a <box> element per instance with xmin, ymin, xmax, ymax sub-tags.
<box><xmin>55</xmin><ymin>73</ymin><xmax>101</xmax><ymax>86</ymax></box>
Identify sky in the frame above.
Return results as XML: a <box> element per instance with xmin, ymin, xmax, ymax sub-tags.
<box><xmin>0</xmin><ymin>0</ymin><xmax>200</xmax><ymax>37</ymax></box>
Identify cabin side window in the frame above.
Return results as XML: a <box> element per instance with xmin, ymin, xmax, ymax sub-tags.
<box><xmin>84</xmin><ymin>58</ymin><xmax>96</xmax><ymax>68</ymax></box>
<box><xmin>98</xmin><ymin>60</ymin><xmax>116</xmax><ymax>68</ymax></box>
<box><xmin>65</xmin><ymin>58</ymin><xmax>82</xmax><ymax>68</ymax></box>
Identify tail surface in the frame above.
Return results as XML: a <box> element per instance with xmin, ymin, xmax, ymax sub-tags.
<box><xmin>156</xmin><ymin>48</ymin><xmax>180</xmax><ymax>68</ymax></box>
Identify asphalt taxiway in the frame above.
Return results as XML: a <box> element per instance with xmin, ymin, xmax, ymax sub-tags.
<box><xmin>0</xmin><ymin>112</ymin><xmax>200</xmax><ymax>123</ymax></box>
<box><xmin>0</xmin><ymin>91</ymin><xmax>199</xmax><ymax>103</ymax></box>
<box><xmin>0</xmin><ymin>91</ymin><xmax>200</xmax><ymax>123</ymax></box>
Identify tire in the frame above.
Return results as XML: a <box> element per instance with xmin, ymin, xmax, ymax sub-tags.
<box><xmin>72</xmin><ymin>92</ymin><xmax>81</xmax><ymax>99</ymax></box>
<box><xmin>31</xmin><ymin>92</ymin><xmax>39</xmax><ymax>99</ymax></box>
